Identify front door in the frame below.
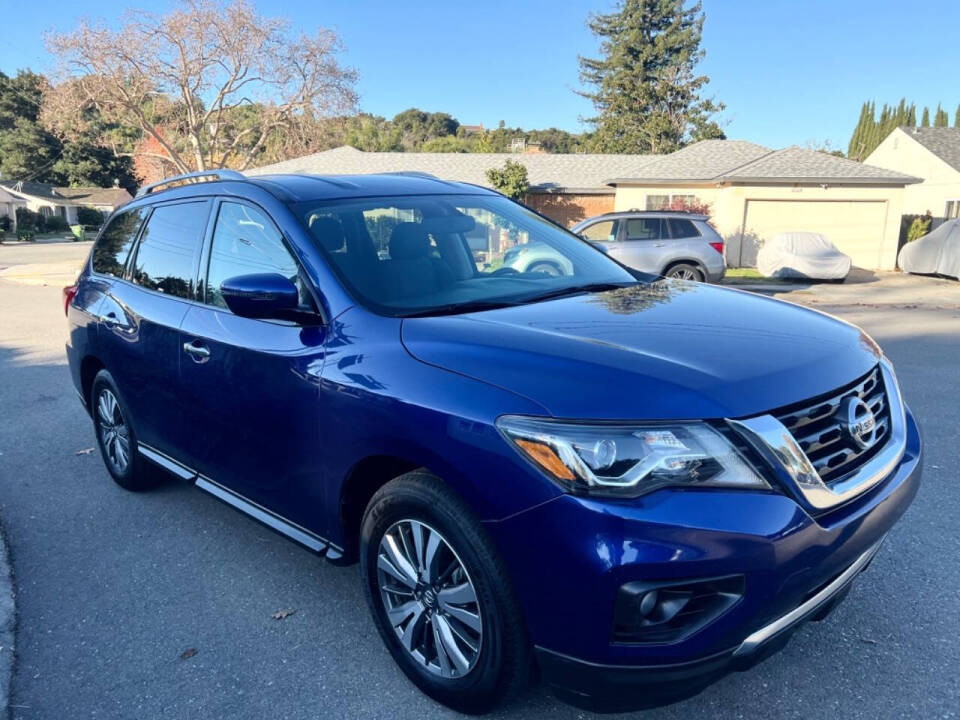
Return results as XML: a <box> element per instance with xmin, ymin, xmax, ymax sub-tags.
<box><xmin>610</xmin><ymin>217</ymin><xmax>669</xmax><ymax>274</ymax></box>
<box><xmin>177</xmin><ymin>199</ymin><xmax>330</xmax><ymax>533</ymax></box>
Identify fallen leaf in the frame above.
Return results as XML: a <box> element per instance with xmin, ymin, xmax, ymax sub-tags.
<box><xmin>860</xmin><ymin>637</ymin><xmax>877</xmax><ymax>645</ymax></box>
<box><xmin>271</xmin><ymin>609</ymin><xmax>296</xmax><ymax>620</ymax></box>
<box><xmin>75</xmin><ymin>448</ymin><xmax>95</xmax><ymax>455</ymax></box>
<box><xmin>180</xmin><ymin>648</ymin><xmax>198</xmax><ymax>660</ymax></box>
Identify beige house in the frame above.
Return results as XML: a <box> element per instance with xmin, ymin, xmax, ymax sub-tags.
<box><xmin>0</xmin><ymin>181</ymin><xmax>133</xmax><ymax>232</ymax></box>
<box><xmin>865</xmin><ymin>127</ymin><xmax>960</xmax><ymax>221</ymax></box>
<box><xmin>607</xmin><ymin>140</ymin><xmax>920</xmax><ymax>270</ymax></box>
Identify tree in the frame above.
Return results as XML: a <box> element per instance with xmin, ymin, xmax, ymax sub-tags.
<box><xmin>921</xmin><ymin>107</ymin><xmax>931</xmax><ymax>127</ymax></box>
<box><xmin>955</xmin><ymin>104</ymin><xmax>960</xmax><ymax>128</ymax></box>
<box><xmin>44</xmin><ymin>0</ymin><xmax>357</xmax><ymax>173</ymax></box>
<box><xmin>486</xmin><ymin>160</ymin><xmax>529</xmax><ymax>200</ymax></box>
<box><xmin>934</xmin><ymin>103</ymin><xmax>949</xmax><ymax>127</ymax></box>
<box><xmin>578</xmin><ymin>0</ymin><xmax>724</xmax><ymax>153</ymax></box>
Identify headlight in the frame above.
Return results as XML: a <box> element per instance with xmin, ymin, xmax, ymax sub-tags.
<box><xmin>496</xmin><ymin>416</ymin><xmax>769</xmax><ymax>497</ymax></box>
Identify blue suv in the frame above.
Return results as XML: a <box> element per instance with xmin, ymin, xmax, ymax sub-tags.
<box><xmin>65</xmin><ymin>170</ymin><xmax>921</xmax><ymax>713</ymax></box>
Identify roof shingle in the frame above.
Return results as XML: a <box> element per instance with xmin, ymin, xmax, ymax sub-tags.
<box><xmin>900</xmin><ymin>127</ymin><xmax>960</xmax><ymax>173</ymax></box>
<box><xmin>247</xmin><ymin>146</ymin><xmax>652</xmax><ymax>192</ymax></box>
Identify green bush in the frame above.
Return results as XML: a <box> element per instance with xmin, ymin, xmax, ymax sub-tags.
<box><xmin>15</xmin><ymin>207</ymin><xmax>40</xmax><ymax>233</ymax></box>
<box><xmin>76</xmin><ymin>206</ymin><xmax>105</xmax><ymax>227</ymax></box>
<box><xmin>45</xmin><ymin>215</ymin><xmax>70</xmax><ymax>233</ymax></box>
<box><xmin>906</xmin><ymin>216</ymin><xmax>931</xmax><ymax>242</ymax></box>
<box><xmin>0</xmin><ymin>216</ymin><xmax>10</xmax><ymax>232</ymax></box>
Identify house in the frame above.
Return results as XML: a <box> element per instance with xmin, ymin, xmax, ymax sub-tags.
<box><xmin>865</xmin><ymin>127</ymin><xmax>960</xmax><ymax>223</ymax></box>
<box><xmin>248</xmin><ymin>145</ymin><xmax>651</xmax><ymax>227</ymax></box>
<box><xmin>606</xmin><ymin>140</ymin><xmax>920</xmax><ymax>269</ymax></box>
<box><xmin>0</xmin><ymin>185</ymin><xmax>26</xmax><ymax>231</ymax></box>
<box><xmin>0</xmin><ymin>181</ymin><xmax>133</xmax><ymax>231</ymax></box>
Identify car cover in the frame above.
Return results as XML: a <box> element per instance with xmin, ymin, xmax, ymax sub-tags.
<box><xmin>756</xmin><ymin>232</ymin><xmax>852</xmax><ymax>280</ymax></box>
<box><xmin>898</xmin><ymin>219</ymin><xmax>960</xmax><ymax>280</ymax></box>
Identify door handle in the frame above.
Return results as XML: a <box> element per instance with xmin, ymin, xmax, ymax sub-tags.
<box><xmin>183</xmin><ymin>341</ymin><xmax>211</xmax><ymax>363</ymax></box>
<box><xmin>653</xmin><ymin>243</ymin><xmax>666</xmax><ymax>248</ymax></box>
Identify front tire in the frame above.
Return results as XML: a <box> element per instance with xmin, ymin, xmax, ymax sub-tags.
<box><xmin>360</xmin><ymin>471</ymin><xmax>530</xmax><ymax>713</ymax></box>
<box><xmin>90</xmin><ymin>370</ymin><xmax>158</xmax><ymax>491</ymax></box>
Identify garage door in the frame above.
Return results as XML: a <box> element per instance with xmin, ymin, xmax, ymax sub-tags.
<box><xmin>739</xmin><ymin>199</ymin><xmax>888</xmax><ymax>268</ymax></box>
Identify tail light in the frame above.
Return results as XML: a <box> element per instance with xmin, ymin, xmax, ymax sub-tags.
<box><xmin>63</xmin><ymin>284</ymin><xmax>78</xmax><ymax>316</ymax></box>
<box><xmin>709</xmin><ymin>241</ymin><xmax>724</xmax><ymax>255</ymax></box>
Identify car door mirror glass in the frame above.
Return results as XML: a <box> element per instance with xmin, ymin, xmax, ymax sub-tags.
<box><xmin>220</xmin><ymin>273</ymin><xmax>301</xmax><ymax>320</ymax></box>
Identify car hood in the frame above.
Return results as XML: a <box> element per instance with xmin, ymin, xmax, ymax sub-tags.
<box><xmin>401</xmin><ymin>281</ymin><xmax>881</xmax><ymax>420</ymax></box>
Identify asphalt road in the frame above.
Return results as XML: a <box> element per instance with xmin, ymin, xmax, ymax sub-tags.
<box><xmin>0</xmin><ymin>246</ymin><xmax>958</xmax><ymax>719</ymax></box>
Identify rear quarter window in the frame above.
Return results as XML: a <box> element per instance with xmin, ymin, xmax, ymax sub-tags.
<box><xmin>668</xmin><ymin>218</ymin><xmax>700</xmax><ymax>239</ymax></box>
<box><xmin>91</xmin><ymin>208</ymin><xmax>148</xmax><ymax>277</ymax></box>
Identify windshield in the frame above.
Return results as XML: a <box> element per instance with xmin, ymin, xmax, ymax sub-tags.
<box><xmin>293</xmin><ymin>193</ymin><xmax>638</xmax><ymax>317</ymax></box>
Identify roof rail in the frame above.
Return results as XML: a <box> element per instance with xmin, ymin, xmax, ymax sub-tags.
<box><xmin>135</xmin><ymin>169</ymin><xmax>246</xmax><ymax>198</ymax></box>
<box><xmin>378</xmin><ymin>171</ymin><xmax>438</xmax><ymax>179</ymax></box>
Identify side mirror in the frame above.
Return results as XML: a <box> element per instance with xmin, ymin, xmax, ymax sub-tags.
<box><xmin>590</xmin><ymin>241</ymin><xmax>609</xmax><ymax>254</ymax></box>
<box><xmin>220</xmin><ymin>273</ymin><xmax>300</xmax><ymax>319</ymax></box>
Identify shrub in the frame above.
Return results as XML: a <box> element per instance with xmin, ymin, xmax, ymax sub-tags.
<box><xmin>77</xmin><ymin>206</ymin><xmax>105</xmax><ymax>227</ymax></box>
<box><xmin>667</xmin><ymin>196</ymin><xmax>712</xmax><ymax>216</ymax></box>
<box><xmin>15</xmin><ymin>207</ymin><xmax>40</xmax><ymax>233</ymax></box>
<box><xmin>0</xmin><ymin>216</ymin><xmax>10</xmax><ymax>232</ymax></box>
<box><xmin>45</xmin><ymin>215</ymin><xmax>70</xmax><ymax>233</ymax></box>
<box><xmin>906</xmin><ymin>215</ymin><xmax>931</xmax><ymax>242</ymax></box>
<box><xmin>486</xmin><ymin>159</ymin><xmax>529</xmax><ymax>200</ymax></box>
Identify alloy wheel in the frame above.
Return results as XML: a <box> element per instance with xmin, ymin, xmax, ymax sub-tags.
<box><xmin>97</xmin><ymin>388</ymin><xmax>130</xmax><ymax>474</ymax></box>
<box><xmin>376</xmin><ymin>519</ymin><xmax>483</xmax><ymax>678</ymax></box>
<box><xmin>669</xmin><ymin>267</ymin><xmax>699</xmax><ymax>280</ymax></box>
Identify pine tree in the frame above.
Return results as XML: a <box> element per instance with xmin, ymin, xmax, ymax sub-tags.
<box><xmin>955</xmin><ymin>104</ymin><xmax>960</xmax><ymax>128</ymax></box>
<box><xmin>921</xmin><ymin>107</ymin><xmax>931</xmax><ymax>127</ymax></box>
<box><xmin>578</xmin><ymin>0</ymin><xmax>724</xmax><ymax>153</ymax></box>
<box><xmin>908</xmin><ymin>103</ymin><xmax>917</xmax><ymax>127</ymax></box>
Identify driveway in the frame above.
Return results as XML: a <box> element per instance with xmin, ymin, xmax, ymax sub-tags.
<box><xmin>0</xmin><ymin>246</ymin><xmax>958</xmax><ymax>719</ymax></box>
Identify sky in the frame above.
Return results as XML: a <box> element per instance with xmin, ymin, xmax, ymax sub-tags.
<box><xmin>2</xmin><ymin>0</ymin><xmax>959</xmax><ymax>151</ymax></box>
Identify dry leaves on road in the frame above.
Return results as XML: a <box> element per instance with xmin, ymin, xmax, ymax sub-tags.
<box><xmin>75</xmin><ymin>448</ymin><xmax>95</xmax><ymax>455</ymax></box>
<box><xmin>180</xmin><ymin>648</ymin><xmax>198</xmax><ymax>660</ymax></box>
<box><xmin>271</xmin><ymin>609</ymin><xmax>296</xmax><ymax>620</ymax></box>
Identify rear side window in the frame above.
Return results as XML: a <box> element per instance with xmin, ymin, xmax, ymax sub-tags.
<box><xmin>91</xmin><ymin>208</ymin><xmax>147</xmax><ymax>277</ymax></box>
<box><xmin>205</xmin><ymin>201</ymin><xmax>307</xmax><ymax>309</ymax></box>
<box><xmin>131</xmin><ymin>201</ymin><xmax>209</xmax><ymax>299</ymax></box>
<box><xmin>668</xmin><ymin>218</ymin><xmax>700</xmax><ymax>239</ymax></box>
<box><xmin>624</xmin><ymin>218</ymin><xmax>665</xmax><ymax>241</ymax></box>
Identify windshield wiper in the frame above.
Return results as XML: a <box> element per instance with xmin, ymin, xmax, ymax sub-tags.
<box><xmin>518</xmin><ymin>282</ymin><xmax>635</xmax><ymax>305</ymax></box>
<box><xmin>399</xmin><ymin>298</ymin><xmax>522</xmax><ymax>318</ymax></box>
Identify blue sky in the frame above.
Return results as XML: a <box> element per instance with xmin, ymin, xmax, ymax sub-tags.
<box><xmin>2</xmin><ymin>0</ymin><xmax>958</xmax><ymax>150</ymax></box>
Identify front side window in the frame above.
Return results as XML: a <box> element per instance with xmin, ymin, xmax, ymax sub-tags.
<box><xmin>131</xmin><ymin>201</ymin><xmax>209</xmax><ymax>299</ymax></box>
<box><xmin>295</xmin><ymin>193</ymin><xmax>637</xmax><ymax>317</ymax></box>
<box><xmin>579</xmin><ymin>220</ymin><xmax>618</xmax><ymax>242</ymax></box>
<box><xmin>205</xmin><ymin>201</ymin><xmax>307</xmax><ymax>309</ymax></box>
<box><xmin>91</xmin><ymin>208</ymin><xmax>147</xmax><ymax>277</ymax></box>
<box><xmin>624</xmin><ymin>218</ymin><xmax>665</xmax><ymax>241</ymax></box>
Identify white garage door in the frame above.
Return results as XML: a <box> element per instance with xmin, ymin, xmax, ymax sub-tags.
<box><xmin>739</xmin><ymin>199</ymin><xmax>888</xmax><ymax>268</ymax></box>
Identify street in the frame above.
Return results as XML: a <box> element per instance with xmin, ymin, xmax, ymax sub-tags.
<box><xmin>0</xmin><ymin>243</ymin><xmax>958</xmax><ymax>719</ymax></box>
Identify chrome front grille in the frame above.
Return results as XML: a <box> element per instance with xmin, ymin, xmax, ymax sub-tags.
<box><xmin>774</xmin><ymin>367</ymin><xmax>890</xmax><ymax>484</ymax></box>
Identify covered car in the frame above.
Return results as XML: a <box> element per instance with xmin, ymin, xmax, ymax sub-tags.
<box><xmin>898</xmin><ymin>219</ymin><xmax>960</xmax><ymax>280</ymax></box>
<box><xmin>757</xmin><ymin>231</ymin><xmax>852</xmax><ymax>280</ymax></box>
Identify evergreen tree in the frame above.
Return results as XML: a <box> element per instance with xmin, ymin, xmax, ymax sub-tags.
<box><xmin>934</xmin><ymin>103</ymin><xmax>949</xmax><ymax>127</ymax></box>
<box><xmin>921</xmin><ymin>107</ymin><xmax>931</xmax><ymax>127</ymax></box>
<box><xmin>578</xmin><ymin>0</ymin><xmax>724</xmax><ymax>153</ymax></box>
<box><xmin>955</xmin><ymin>104</ymin><xmax>960</xmax><ymax>128</ymax></box>
<box><xmin>908</xmin><ymin>104</ymin><xmax>917</xmax><ymax>127</ymax></box>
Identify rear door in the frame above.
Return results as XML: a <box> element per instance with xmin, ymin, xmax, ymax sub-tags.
<box><xmin>177</xmin><ymin>198</ymin><xmax>330</xmax><ymax>531</ymax></box>
<box><xmin>97</xmin><ymin>199</ymin><xmax>212</xmax><ymax>456</ymax></box>
<box><xmin>609</xmin><ymin>217</ymin><xmax>668</xmax><ymax>273</ymax></box>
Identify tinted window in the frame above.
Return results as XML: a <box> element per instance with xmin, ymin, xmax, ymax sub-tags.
<box><xmin>668</xmin><ymin>218</ymin><xmax>700</xmax><ymax>239</ymax></box>
<box><xmin>131</xmin><ymin>201</ymin><xmax>208</xmax><ymax>299</ymax></box>
<box><xmin>205</xmin><ymin>201</ymin><xmax>307</xmax><ymax>309</ymax></box>
<box><xmin>91</xmin><ymin>209</ymin><xmax>147</xmax><ymax>277</ymax></box>
<box><xmin>624</xmin><ymin>218</ymin><xmax>664</xmax><ymax>241</ymax></box>
<box><xmin>579</xmin><ymin>220</ymin><xmax>617</xmax><ymax>241</ymax></box>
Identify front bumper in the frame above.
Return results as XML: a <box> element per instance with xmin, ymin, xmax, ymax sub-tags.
<box><xmin>484</xmin><ymin>406</ymin><xmax>921</xmax><ymax>709</ymax></box>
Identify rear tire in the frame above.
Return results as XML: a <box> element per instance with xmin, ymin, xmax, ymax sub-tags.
<box><xmin>664</xmin><ymin>263</ymin><xmax>704</xmax><ymax>281</ymax></box>
<box><xmin>360</xmin><ymin>470</ymin><xmax>530</xmax><ymax>714</ymax></box>
<box><xmin>90</xmin><ymin>370</ymin><xmax>159</xmax><ymax>491</ymax></box>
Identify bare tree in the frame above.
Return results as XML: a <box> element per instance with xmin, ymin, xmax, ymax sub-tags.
<box><xmin>43</xmin><ymin>0</ymin><xmax>357</xmax><ymax>173</ymax></box>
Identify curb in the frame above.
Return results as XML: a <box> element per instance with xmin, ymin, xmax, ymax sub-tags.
<box><xmin>0</xmin><ymin>521</ymin><xmax>14</xmax><ymax>716</ymax></box>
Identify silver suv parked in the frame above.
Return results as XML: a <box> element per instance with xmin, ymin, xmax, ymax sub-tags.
<box><xmin>571</xmin><ymin>211</ymin><xmax>726</xmax><ymax>282</ymax></box>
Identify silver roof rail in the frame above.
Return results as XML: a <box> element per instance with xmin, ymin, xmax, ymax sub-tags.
<box><xmin>136</xmin><ymin>169</ymin><xmax>246</xmax><ymax>198</ymax></box>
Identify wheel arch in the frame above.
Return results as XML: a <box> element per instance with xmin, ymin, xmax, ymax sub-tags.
<box><xmin>661</xmin><ymin>258</ymin><xmax>708</xmax><ymax>280</ymax></box>
<box><xmin>80</xmin><ymin>355</ymin><xmax>106</xmax><ymax>414</ymax></box>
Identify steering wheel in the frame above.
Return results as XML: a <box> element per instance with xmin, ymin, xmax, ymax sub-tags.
<box><xmin>490</xmin><ymin>266</ymin><xmax>521</xmax><ymax>277</ymax></box>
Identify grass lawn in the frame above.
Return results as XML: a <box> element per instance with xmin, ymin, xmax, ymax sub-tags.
<box><xmin>724</xmin><ymin>267</ymin><xmax>764</xmax><ymax>279</ymax></box>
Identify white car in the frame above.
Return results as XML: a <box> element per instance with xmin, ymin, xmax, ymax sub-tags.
<box><xmin>898</xmin><ymin>219</ymin><xmax>960</xmax><ymax>280</ymax></box>
<box><xmin>757</xmin><ymin>232</ymin><xmax>851</xmax><ymax>280</ymax></box>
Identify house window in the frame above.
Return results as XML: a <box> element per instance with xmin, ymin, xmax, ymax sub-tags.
<box><xmin>946</xmin><ymin>200</ymin><xmax>960</xmax><ymax>219</ymax></box>
<box><xmin>39</xmin><ymin>206</ymin><xmax>52</xmax><ymax>217</ymax></box>
<box><xmin>645</xmin><ymin>193</ymin><xmax>697</xmax><ymax>211</ymax></box>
